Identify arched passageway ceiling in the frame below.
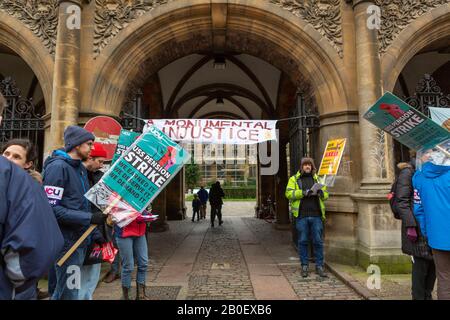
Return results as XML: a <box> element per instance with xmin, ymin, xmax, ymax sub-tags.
<box><xmin>89</xmin><ymin>2</ymin><xmax>350</xmax><ymax>117</ymax></box>
<box><xmin>0</xmin><ymin>44</ymin><xmax>45</xmax><ymax>104</ymax></box>
<box><xmin>170</xmin><ymin>83</ymin><xmax>272</xmax><ymax>118</ymax></box>
<box><xmin>392</xmin><ymin>36</ymin><xmax>450</xmax><ymax>97</ymax></box>
<box><xmin>381</xmin><ymin>3</ymin><xmax>450</xmax><ymax>91</ymax></box>
<box><xmin>158</xmin><ymin>53</ymin><xmax>280</xmax><ymax>119</ymax></box>
<box><xmin>181</xmin><ymin>96</ymin><xmax>256</xmax><ymax>120</ymax></box>
<box><xmin>0</xmin><ymin>12</ymin><xmax>54</xmax><ymax>112</ymax></box>
<box><xmin>196</xmin><ymin>111</ymin><xmax>244</xmax><ymax>120</ymax></box>
<box><xmin>177</xmin><ymin>94</ymin><xmax>257</xmax><ymax>120</ymax></box>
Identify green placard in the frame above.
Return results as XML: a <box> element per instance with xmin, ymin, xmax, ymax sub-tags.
<box><xmin>363</xmin><ymin>92</ymin><xmax>450</xmax><ymax>150</ymax></box>
<box><xmin>102</xmin><ymin>126</ymin><xmax>190</xmax><ymax>212</ymax></box>
<box><xmin>111</xmin><ymin>129</ymin><xmax>140</xmax><ymax>164</ymax></box>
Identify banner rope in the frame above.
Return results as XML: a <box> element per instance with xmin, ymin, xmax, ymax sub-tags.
<box><xmin>123</xmin><ymin>113</ymin><xmax>306</xmax><ymax>123</ymax></box>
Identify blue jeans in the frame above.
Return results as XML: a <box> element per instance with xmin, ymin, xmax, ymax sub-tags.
<box><xmin>296</xmin><ymin>216</ymin><xmax>324</xmax><ymax>267</ymax></box>
<box><xmin>79</xmin><ymin>263</ymin><xmax>102</xmax><ymax>300</ymax></box>
<box><xmin>51</xmin><ymin>245</ymin><xmax>87</xmax><ymax>300</ymax></box>
<box><xmin>110</xmin><ymin>253</ymin><xmax>120</xmax><ymax>275</ymax></box>
<box><xmin>116</xmin><ymin>235</ymin><xmax>148</xmax><ymax>289</ymax></box>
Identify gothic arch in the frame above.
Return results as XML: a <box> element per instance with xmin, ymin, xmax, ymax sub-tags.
<box><xmin>0</xmin><ymin>12</ymin><xmax>54</xmax><ymax>111</ymax></box>
<box><xmin>381</xmin><ymin>4</ymin><xmax>450</xmax><ymax>91</ymax></box>
<box><xmin>88</xmin><ymin>1</ymin><xmax>350</xmax><ymax>118</ymax></box>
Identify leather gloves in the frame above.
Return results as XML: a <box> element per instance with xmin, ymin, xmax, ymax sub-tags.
<box><xmin>90</xmin><ymin>212</ymin><xmax>107</xmax><ymax>225</ymax></box>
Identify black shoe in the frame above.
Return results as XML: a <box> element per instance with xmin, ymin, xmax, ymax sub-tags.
<box><xmin>219</xmin><ymin>220</ymin><xmax>223</xmax><ymax>226</ymax></box>
<box><xmin>211</xmin><ymin>224</ymin><xmax>214</xmax><ymax>228</ymax></box>
<box><xmin>301</xmin><ymin>265</ymin><xmax>309</xmax><ymax>278</ymax></box>
<box><xmin>316</xmin><ymin>266</ymin><xmax>328</xmax><ymax>278</ymax></box>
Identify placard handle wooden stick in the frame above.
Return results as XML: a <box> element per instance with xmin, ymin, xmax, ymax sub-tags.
<box><xmin>57</xmin><ymin>196</ymin><xmax>122</xmax><ymax>267</ymax></box>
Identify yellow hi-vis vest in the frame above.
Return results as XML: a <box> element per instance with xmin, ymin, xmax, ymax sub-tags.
<box><xmin>285</xmin><ymin>171</ymin><xmax>329</xmax><ymax>220</ymax></box>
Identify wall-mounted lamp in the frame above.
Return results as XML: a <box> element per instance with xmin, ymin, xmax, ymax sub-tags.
<box><xmin>216</xmin><ymin>97</ymin><xmax>224</xmax><ymax>107</ymax></box>
<box><xmin>213</xmin><ymin>55</ymin><xmax>226</xmax><ymax>70</ymax></box>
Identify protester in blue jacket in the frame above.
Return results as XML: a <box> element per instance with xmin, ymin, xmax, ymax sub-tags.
<box><xmin>0</xmin><ymin>94</ymin><xmax>64</xmax><ymax>300</ymax></box>
<box><xmin>42</xmin><ymin>125</ymin><xmax>107</xmax><ymax>300</ymax></box>
<box><xmin>413</xmin><ymin>156</ymin><xmax>450</xmax><ymax>300</ymax></box>
<box><xmin>197</xmin><ymin>186</ymin><xmax>209</xmax><ymax>219</ymax></box>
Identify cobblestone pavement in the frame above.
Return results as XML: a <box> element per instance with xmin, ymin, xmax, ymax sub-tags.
<box><xmin>93</xmin><ymin>201</ymin><xmax>362</xmax><ymax>300</ymax></box>
<box><xmin>186</xmin><ymin>220</ymin><xmax>255</xmax><ymax>300</ymax></box>
<box><xmin>241</xmin><ymin>217</ymin><xmax>362</xmax><ymax>300</ymax></box>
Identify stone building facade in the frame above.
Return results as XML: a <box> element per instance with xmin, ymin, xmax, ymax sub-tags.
<box><xmin>0</xmin><ymin>0</ymin><xmax>449</xmax><ymax>273</ymax></box>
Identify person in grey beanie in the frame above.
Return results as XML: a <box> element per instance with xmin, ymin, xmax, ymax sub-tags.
<box><xmin>42</xmin><ymin>125</ymin><xmax>107</xmax><ymax>300</ymax></box>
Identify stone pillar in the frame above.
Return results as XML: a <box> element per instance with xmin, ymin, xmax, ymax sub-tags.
<box><xmin>319</xmin><ymin>111</ymin><xmax>361</xmax><ymax>266</ymax></box>
<box><xmin>351</xmin><ymin>0</ymin><xmax>406</xmax><ymax>273</ymax></box>
<box><xmin>151</xmin><ymin>189</ymin><xmax>169</xmax><ymax>232</ymax></box>
<box><xmin>166</xmin><ymin>170</ymin><xmax>185</xmax><ymax>220</ymax></box>
<box><xmin>274</xmin><ymin>140</ymin><xmax>290</xmax><ymax>229</ymax></box>
<box><xmin>354</xmin><ymin>0</ymin><xmax>393</xmax><ymax>189</ymax></box>
<box><xmin>49</xmin><ymin>0</ymin><xmax>82</xmax><ymax>149</ymax></box>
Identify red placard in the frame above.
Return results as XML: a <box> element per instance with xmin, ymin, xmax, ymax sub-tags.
<box><xmin>84</xmin><ymin>116</ymin><xmax>122</xmax><ymax>161</ymax></box>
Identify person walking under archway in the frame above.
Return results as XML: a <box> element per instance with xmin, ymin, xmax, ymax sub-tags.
<box><xmin>209</xmin><ymin>181</ymin><xmax>225</xmax><ymax>227</ymax></box>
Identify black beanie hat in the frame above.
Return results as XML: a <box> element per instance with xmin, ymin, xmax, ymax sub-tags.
<box><xmin>64</xmin><ymin>125</ymin><xmax>95</xmax><ymax>152</ymax></box>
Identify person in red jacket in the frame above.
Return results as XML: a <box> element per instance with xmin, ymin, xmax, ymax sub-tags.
<box><xmin>114</xmin><ymin>211</ymin><xmax>151</xmax><ymax>300</ymax></box>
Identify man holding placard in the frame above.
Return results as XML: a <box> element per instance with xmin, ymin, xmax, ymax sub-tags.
<box><xmin>43</xmin><ymin>126</ymin><xmax>107</xmax><ymax>300</ymax></box>
<box><xmin>285</xmin><ymin>157</ymin><xmax>329</xmax><ymax>278</ymax></box>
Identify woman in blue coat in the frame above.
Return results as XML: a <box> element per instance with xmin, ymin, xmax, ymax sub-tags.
<box><xmin>413</xmin><ymin>153</ymin><xmax>450</xmax><ymax>300</ymax></box>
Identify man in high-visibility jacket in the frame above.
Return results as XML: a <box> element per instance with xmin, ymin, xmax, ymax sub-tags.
<box><xmin>285</xmin><ymin>157</ymin><xmax>329</xmax><ymax>278</ymax></box>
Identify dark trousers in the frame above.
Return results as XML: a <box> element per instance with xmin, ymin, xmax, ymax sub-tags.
<box><xmin>211</xmin><ymin>205</ymin><xmax>222</xmax><ymax>225</ymax></box>
<box><xmin>14</xmin><ymin>283</ymin><xmax>37</xmax><ymax>300</ymax></box>
<box><xmin>51</xmin><ymin>245</ymin><xmax>87</xmax><ymax>300</ymax></box>
<box><xmin>200</xmin><ymin>204</ymin><xmax>207</xmax><ymax>219</ymax></box>
<box><xmin>432</xmin><ymin>249</ymin><xmax>450</xmax><ymax>300</ymax></box>
<box><xmin>412</xmin><ymin>256</ymin><xmax>436</xmax><ymax>300</ymax></box>
<box><xmin>192</xmin><ymin>209</ymin><xmax>200</xmax><ymax>221</ymax></box>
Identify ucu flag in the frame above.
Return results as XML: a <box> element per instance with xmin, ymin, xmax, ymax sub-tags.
<box><xmin>44</xmin><ymin>185</ymin><xmax>64</xmax><ymax>206</ymax></box>
<box><xmin>413</xmin><ymin>189</ymin><xmax>421</xmax><ymax>205</ymax></box>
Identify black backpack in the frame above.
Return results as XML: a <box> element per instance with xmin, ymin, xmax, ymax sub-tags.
<box><xmin>387</xmin><ymin>176</ymin><xmax>401</xmax><ymax>220</ymax></box>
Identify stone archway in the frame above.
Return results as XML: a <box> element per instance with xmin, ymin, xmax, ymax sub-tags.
<box><xmin>0</xmin><ymin>12</ymin><xmax>54</xmax><ymax>111</ymax></box>
<box><xmin>87</xmin><ymin>1</ymin><xmax>351</xmax><ymax>118</ymax></box>
<box><xmin>381</xmin><ymin>4</ymin><xmax>450</xmax><ymax>91</ymax></box>
<box><xmin>0</xmin><ymin>10</ymin><xmax>56</xmax><ymax>160</ymax></box>
<box><xmin>84</xmin><ymin>0</ymin><xmax>364</xmax><ymax>262</ymax></box>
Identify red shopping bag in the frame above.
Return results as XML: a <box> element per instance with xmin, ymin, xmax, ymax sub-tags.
<box><xmin>102</xmin><ymin>242</ymin><xmax>118</xmax><ymax>264</ymax></box>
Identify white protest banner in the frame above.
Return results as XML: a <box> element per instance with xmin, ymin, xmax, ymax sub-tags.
<box><xmin>143</xmin><ymin>119</ymin><xmax>277</xmax><ymax>144</ymax></box>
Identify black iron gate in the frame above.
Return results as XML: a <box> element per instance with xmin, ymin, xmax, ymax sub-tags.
<box><xmin>0</xmin><ymin>77</ymin><xmax>45</xmax><ymax>169</ymax></box>
<box><xmin>288</xmin><ymin>92</ymin><xmax>320</xmax><ymax>174</ymax></box>
<box><xmin>395</xmin><ymin>74</ymin><xmax>450</xmax><ymax>163</ymax></box>
<box><xmin>120</xmin><ymin>88</ymin><xmax>144</xmax><ymax>131</ymax></box>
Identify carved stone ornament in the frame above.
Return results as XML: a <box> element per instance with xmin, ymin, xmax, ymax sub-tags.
<box><xmin>375</xmin><ymin>0</ymin><xmax>448</xmax><ymax>53</ymax></box>
<box><xmin>0</xmin><ymin>0</ymin><xmax>59</xmax><ymax>54</ymax></box>
<box><xmin>269</xmin><ymin>0</ymin><xmax>343</xmax><ymax>57</ymax></box>
<box><xmin>93</xmin><ymin>0</ymin><xmax>170</xmax><ymax>57</ymax></box>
